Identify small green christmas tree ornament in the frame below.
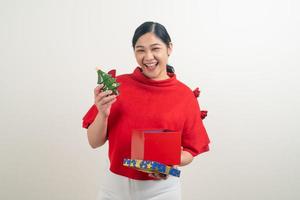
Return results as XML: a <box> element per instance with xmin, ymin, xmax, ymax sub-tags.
<box><xmin>97</xmin><ymin>69</ymin><xmax>120</xmax><ymax>95</ymax></box>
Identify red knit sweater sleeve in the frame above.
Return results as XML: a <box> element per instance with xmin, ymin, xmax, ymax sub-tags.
<box><xmin>82</xmin><ymin>104</ymin><xmax>99</xmax><ymax>129</ymax></box>
<box><xmin>182</xmin><ymin>96</ymin><xmax>210</xmax><ymax>157</ymax></box>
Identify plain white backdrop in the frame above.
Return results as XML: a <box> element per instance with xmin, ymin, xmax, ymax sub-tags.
<box><xmin>1</xmin><ymin>0</ymin><xmax>299</xmax><ymax>199</ymax></box>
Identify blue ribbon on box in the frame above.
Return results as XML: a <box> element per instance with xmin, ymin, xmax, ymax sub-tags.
<box><xmin>123</xmin><ymin>158</ymin><xmax>181</xmax><ymax>177</ymax></box>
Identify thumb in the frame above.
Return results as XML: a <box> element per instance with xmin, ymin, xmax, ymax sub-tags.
<box><xmin>94</xmin><ymin>84</ymin><xmax>103</xmax><ymax>95</ymax></box>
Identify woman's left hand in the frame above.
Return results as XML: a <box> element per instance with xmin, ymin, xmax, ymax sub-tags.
<box><xmin>148</xmin><ymin>172</ymin><xmax>168</xmax><ymax>180</ymax></box>
<box><xmin>148</xmin><ymin>165</ymin><xmax>178</xmax><ymax>180</ymax></box>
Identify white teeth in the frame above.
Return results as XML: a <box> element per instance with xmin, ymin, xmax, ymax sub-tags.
<box><xmin>144</xmin><ymin>63</ymin><xmax>157</xmax><ymax>67</ymax></box>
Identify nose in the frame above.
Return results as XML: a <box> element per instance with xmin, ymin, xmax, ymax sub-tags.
<box><xmin>144</xmin><ymin>50</ymin><xmax>154</xmax><ymax>61</ymax></box>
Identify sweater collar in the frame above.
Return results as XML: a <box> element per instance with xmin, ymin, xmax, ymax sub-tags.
<box><xmin>130</xmin><ymin>67</ymin><xmax>178</xmax><ymax>87</ymax></box>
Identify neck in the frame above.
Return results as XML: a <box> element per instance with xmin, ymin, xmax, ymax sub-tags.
<box><xmin>151</xmin><ymin>74</ymin><xmax>170</xmax><ymax>81</ymax></box>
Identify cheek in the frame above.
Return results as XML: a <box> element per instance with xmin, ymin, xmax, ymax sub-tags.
<box><xmin>135</xmin><ymin>54</ymin><xmax>143</xmax><ymax>62</ymax></box>
<box><xmin>154</xmin><ymin>53</ymin><xmax>168</xmax><ymax>63</ymax></box>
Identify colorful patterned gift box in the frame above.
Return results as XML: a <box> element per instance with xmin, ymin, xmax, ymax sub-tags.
<box><xmin>123</xmin><ymin>129</ymin><xmax>181</xmax><ymax>177</ymax></box>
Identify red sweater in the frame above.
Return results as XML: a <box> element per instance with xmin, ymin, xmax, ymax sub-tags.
<box><xmin>82</xmin><ymin>67</ymin><xmax>210</xmax><ymax>180</ymax></box>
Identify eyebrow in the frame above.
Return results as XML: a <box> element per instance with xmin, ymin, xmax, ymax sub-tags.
<box><xmin>135</xmin><ymin>43</ymin><xmax>162</xmax><ymax>48</ymax></box>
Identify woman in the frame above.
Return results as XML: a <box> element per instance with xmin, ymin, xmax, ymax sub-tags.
<box><xmin>82</xmin><ymin>21</ymin><xmax>210</xmax><ymax>200</ymax></box>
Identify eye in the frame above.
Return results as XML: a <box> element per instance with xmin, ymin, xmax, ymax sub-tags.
<box><xmin>136</xmin><ymin>49</ymin><xmax>144</xmax><ymax>53</ymax></box>
<box><xmin>152</xmin><ymin>48</ymin><xmax>160</xmax><ymax>51</ymax></box>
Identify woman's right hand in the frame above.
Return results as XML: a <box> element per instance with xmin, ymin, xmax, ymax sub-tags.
<box><xmin>94</xmin><ymin>84</ymin><xmax>117</xmax><ymax>118</ymax></box>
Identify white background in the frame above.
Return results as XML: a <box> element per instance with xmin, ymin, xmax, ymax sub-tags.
<box><xmin>1</xmin><ymin>0</ymin><xmax>299</xmax><ymax>199</ymax></box>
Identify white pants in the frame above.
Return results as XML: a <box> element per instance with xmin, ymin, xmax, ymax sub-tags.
<box><xmin>97</xmin><ymin>170</ymin><xmax>181</xmax><ymax>200</ymax></box>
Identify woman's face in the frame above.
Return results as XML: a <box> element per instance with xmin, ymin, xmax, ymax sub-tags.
<box><xmin>134</xmin><ymin>32</ymin><xmax>172</xmax><ymax>80</ymax></box>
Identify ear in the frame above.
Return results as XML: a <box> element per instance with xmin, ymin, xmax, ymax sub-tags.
<box><xmin>167</xmin><ymin>42</ymin><xmax>173</xmax><ymax>56</ymax></box>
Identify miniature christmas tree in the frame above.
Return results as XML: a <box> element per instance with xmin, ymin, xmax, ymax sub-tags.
<box><xmin>97</xmin><ymin>69</ymin><xmax>120</xmax><ymax>95</ymax></box>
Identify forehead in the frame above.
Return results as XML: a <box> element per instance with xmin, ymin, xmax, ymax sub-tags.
<box><xmin>135</xmin><ymin>32</ymin><xmax>165</xmax><ymax>47</ymax></box>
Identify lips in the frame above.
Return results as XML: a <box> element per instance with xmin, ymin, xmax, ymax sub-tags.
<box><xmin>143</xmin><ymin>62</ymin><xmax>158</xmax><ymax>72</ymax></box>
<box><xmin>144</xmin><ymin>63</ymin><xmax>158</xmax><ymax>67</ymax></box>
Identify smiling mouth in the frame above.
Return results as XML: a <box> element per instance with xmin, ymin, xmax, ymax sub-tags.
<box><xmin>144</xmin><ymin>62</ymin><xmax>158</xmax><ymax>70</ymax></box>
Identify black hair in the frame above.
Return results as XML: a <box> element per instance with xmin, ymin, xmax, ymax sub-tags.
<box><xmin>132</xmin><ymin>21</ymin><xmax>175</xmax><ymax>73</ymax></box>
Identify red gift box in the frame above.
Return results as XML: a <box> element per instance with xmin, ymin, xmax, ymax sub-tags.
<box><xmin>131</xmin><ymin>129</ymin><xmax>181</xmax><ymax>165</ymax></box>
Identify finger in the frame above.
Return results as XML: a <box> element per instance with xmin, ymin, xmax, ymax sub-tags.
<box><xmin>99</xmin><ymin>95</ymin><xmax>117</xmax><ymax>105</ymax></box>
<box><xmin>106</xmin><ymin>98</ymin><xmax>117</xmax><ymax>106</ymax></box>
<box><xmin>95</xmin><ymin>93</ymin><xmax>112</xmax><ymax>104</ymax></box>
<box><xmin>149</xmin><ymin>173</ymin><xmax>166</xmax><ymax>180</ymax></box>
<box><xmin>94</xmin><ymin>84</ymin><xmax>103</xmax><ymax>96</ymax></box>
<box><xmin>95</xmin><ymin>92</ymin><xmax>111</xmax><ymax>104</ymax></box>
<box><xmin>148</xmin><ymin>173</ymin><xmax>160</xmax><ymax>179</ymax></box>
<box><xmin>95</xmin><ymin>97</ymin><xmax>116</xmax><ymax>111</ymax></box>
<box><xmin>103</xmin><ymin>96</ymin><xmax>117</xmax><ymax>106</ymax></box>
<box><xmin>98</xmin><ymin>83</ymin><xmax>104</xmax><ymax>89</ymax></box>
<box><xmin>158</xmin><ymin>173</ymin><xmax>167</xmax><ymax>180</ymax></box>
<box><xmin>96</xmin><ymin>90</ymin><xmax>113</xmax><ymax>101</ymax></box>
<box><xmin>163</xmin><ymin>174</ymin><xmax>169</xmax><ymax>179</ymax></box>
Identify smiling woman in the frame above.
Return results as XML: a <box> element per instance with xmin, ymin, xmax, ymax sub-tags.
<box><xmin>132</xmin><ymin>22</ymin><xmax>174</xmax><ymax>81</ymax></box>
<box><xmin>134</xmin><ymin>33</ymin><xmax>171</xmax><ymax>80</ymax></box>
<box><xmin>82</xmin><ymin>21</ymin><xmax>210</xmax><ymax>200</ymax></box>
